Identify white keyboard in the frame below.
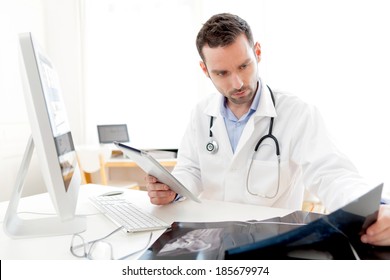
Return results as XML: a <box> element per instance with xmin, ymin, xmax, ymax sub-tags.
<box><xmin>89</xmin><ymin>195</ymin><xmax>170</xmax><ymax>232</ymax></box>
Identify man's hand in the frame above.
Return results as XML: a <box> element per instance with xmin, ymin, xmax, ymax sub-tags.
<box><xmin>146</xmin><ymin>175</ymin><xmax>176</xmax><ymax>205</ymax></box>
<box><xmin>361</xmin><ymin>205</ymin><xmax>390</xmax><ymax>246</ymax></box>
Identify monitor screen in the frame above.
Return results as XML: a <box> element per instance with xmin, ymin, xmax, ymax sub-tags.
<box><xmin>3</xmin><ymin>32</ymin><xmax>85</xmax><ymax>238</ymax></box>
<box><xmin>37</xmin><ymin>51</ymin><xmax>77</xmax><ymax>192</ymax></box>
<box><xmin>97</xmin><ymin>124</ymin><xmax>129</xmax><ymax>144</ymax></box>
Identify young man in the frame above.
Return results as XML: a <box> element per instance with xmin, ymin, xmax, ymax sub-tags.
<box><xmin>146</xmin><ymin>13</ymin><xmax>390</xmax><ymax>246</ymax></box>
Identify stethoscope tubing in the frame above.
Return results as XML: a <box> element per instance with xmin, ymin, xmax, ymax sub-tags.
<box><xmin>207</xmin><ymin>85</ymin><xmax>281</xmax><ymax>198</ymax></box>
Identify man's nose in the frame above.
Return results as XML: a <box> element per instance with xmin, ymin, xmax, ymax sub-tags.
<box><xmin>231</xmin><ymin>73</ymin><xmax>243</xmax><ymax>90</ymax></box>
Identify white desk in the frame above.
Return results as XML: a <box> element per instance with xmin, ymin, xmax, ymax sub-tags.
<box><xmin>0</xmin><ymin>184</ymin><xmax>291</xmax><ymax>260</ymax></box>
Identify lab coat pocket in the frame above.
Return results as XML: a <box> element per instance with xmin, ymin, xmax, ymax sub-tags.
<box><xmin>245</xmin><ymin>159</ymin><xmax>290</xmax><ymax>203</ymax></box>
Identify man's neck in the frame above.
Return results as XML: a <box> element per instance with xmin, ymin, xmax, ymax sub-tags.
<box><xmin>227</xmin><ymin>102</ymin><xmax>252</xmax><ymax>119</ymax></box>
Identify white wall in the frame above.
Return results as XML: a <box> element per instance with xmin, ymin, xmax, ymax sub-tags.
<box><xmin>1</xmin><ymin>0</ymin><xmax>389</xmax><ymax>202</ymax></box>
<box><xmin>262</xmin><ymin>0</ymin><xmax>390</xmax><ymax>191</ymax></box>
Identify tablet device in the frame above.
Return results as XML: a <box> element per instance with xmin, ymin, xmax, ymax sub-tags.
<box><xmin>114</xmin><ymin>142</ymin><xmax>201</xmax><ymax>203</ymax></box>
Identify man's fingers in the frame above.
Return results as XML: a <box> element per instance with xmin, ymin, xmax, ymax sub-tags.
<box><xmin>145</xmin><ymin>175</ymin><xmax>176</xmax><ymax>205</ymax></box>
<box><xmin>145</xmin><ymin>175</ymin><xmax>157</xmax><ymax>183</ymax></box>
<box><xmin>146</xmin><ymin>182</ymin><xmax>170</xmax><ymax>191</ymax></box>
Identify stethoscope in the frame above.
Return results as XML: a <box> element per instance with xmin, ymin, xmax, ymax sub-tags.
<box><xmin>206</xmin><ymin>85</ymin><xmax>281</xmax><ymax>199</ymax></box>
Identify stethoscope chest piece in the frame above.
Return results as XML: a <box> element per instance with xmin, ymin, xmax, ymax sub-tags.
<box><xmin>206</xmin><ymin>140</ymin><xmax>219</xmax><ymax>154</ymax></box>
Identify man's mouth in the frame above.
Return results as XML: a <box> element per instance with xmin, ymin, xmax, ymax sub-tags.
<box><xmin>232</xmin><ymin>89</ymin><xmax>246</xmax><ymax>97</ymax></box>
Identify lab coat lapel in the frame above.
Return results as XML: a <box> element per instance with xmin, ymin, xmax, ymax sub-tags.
<box><xmin>233</xmin><ymin>115</ymin><xmax>255</xmax><ymax>156</ymax></box>
<box><xmin>212</xmin><ymin>116</ymin><xmax>234</xmax><ymax>157</ymax></box>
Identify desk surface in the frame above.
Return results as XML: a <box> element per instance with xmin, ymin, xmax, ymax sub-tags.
<box><xmin>0</xmin><ymin>184</ymin><xmax>291</xmax><ymax>260</ymax></box>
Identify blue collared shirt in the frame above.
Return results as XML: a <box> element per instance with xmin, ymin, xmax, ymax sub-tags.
<box><xmin>220</xmin><ymin>81</ymin><xmax>262</xmax><ymax>153</ymax></box>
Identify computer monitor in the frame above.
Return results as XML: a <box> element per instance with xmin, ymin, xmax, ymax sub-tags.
<box><xmin>97</xmin><ymin>124</ymin><xmax>130</xmax><ymax>144</ymax></box>
<box><xmin>3</xmin><ymin>32</ymin><xmax>86</xmax><ymax>238</ymax></box>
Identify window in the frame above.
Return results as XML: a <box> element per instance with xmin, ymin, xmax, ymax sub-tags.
<box><xmin>83</xmin><ymin>0</ymin><xmax>201</xmax><ymax>148</ymax></box>
<box><xmin>82</xmin><ymin>0</ymin><xmax>265</xmax><ymax>149</ymax></box>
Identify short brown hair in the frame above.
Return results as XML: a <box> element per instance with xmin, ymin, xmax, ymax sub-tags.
<box><xmin>196</xmin><ymin>13</ymin><xmax>254</xmax><ymax>62</ymax></box>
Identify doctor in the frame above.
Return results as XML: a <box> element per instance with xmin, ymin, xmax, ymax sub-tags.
<box><xmin>146</xmin><ymin>13</ymin><xmax>390</xmax><ymax>246</ymax></box>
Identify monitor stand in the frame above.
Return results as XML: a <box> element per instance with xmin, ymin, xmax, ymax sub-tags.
<box><xmin>3</xmin><ymin>136</ymin><xmax>86</xmax><ymax>239</ymax></box>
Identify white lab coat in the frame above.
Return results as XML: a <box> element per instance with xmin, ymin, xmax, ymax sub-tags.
<box><xmin>172</xmin><ymin>79</ymin><xmax>370</xmax><ymax>212</ymax></box>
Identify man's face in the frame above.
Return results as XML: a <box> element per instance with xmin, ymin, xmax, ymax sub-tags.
<box><xmin>200</xmin><ymin>34</ymin><xmax>261</xmax><ymax>108</ymax></box>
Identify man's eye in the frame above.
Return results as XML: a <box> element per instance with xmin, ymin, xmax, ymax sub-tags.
<box><xmin>217</xmin><ymin>71</ymin><xmax>227</xmax><ymax>76</ymax></box>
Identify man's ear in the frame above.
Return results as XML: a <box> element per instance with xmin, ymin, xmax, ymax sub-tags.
<box><xmin>199</xmin><ymin>61</ymin><xmax>210</xmax><ymax>77</ymax></box>
<box><xmin>254</xmin><ymin>42</ymin><xmax>261</xmax><ymax>63</ymax></box>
